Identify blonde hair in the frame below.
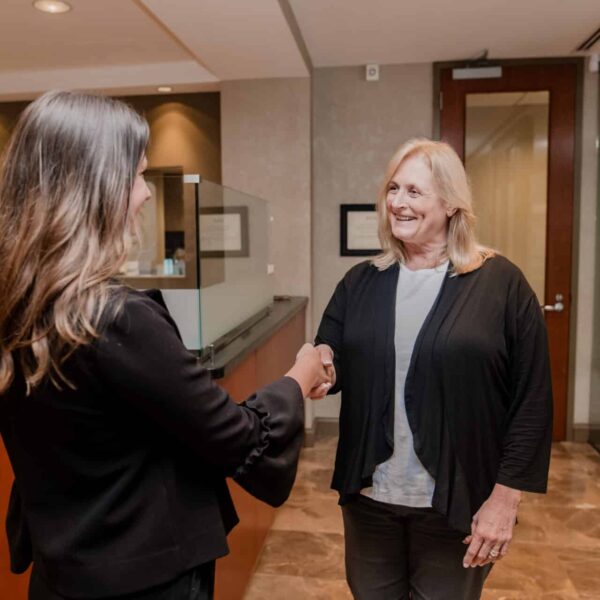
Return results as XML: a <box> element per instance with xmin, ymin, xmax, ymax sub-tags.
<box><xmin>0</xmin><ymin>90</ymin><xmax>149</xmax><ymax>394</ymax></box>
<box><xmin>372</xmin><ymin>138</ymin><xmax>495</xmax><ymax>273</ymax></box>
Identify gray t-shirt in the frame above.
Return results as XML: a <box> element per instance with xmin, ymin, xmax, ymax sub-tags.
<box><xmin>362</xmin><ymin>260</ymin><xmax>448</xmax><ymax>506</ymax></box>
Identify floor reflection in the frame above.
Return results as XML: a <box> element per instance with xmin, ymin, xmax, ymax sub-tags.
<box><xmin>244</xmin><ymin>432</ymin><xmax>600</xmax><ymax>600</ymax></box>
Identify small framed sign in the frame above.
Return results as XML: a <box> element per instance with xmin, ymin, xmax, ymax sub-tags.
<box><xmin>340</xmin><ymin>204</ymin><xmax>381</xmax><ymax>256</ymax></box>
<box><xmin>200</xmin><ymin>206</ymin><xmax>249</xmax><ymax>258</ymax></box>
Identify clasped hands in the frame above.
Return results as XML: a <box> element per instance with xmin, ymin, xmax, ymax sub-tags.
<box><xmin>295</xmin><ymin>343</ymin><xmax>336</xmax><ymax>400</ymax></box>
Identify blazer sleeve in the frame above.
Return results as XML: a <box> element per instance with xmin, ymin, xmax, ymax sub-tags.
<box><xmin>495</xmin><ymin>287</ymin><xmax>553</xmax><ymax>493</ymax></box>
<box><xmin>314</xmin><ymin>277</ymin><xmax>347</xmax><ymax>395</ymax></box>
<box><xmin>94</xmin><ymin>293</ymin><xmax>304</xmax><ymax>507</ymax></box>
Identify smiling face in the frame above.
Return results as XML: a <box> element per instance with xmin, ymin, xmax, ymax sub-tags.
<box><xmin>385</xmin><ymin>153</ymin><xmax>454</xmax><ymax>250</ymax></box>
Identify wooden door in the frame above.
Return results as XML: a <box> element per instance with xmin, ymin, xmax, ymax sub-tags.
<box><xmin>439</xmin><ymin>61</ymin><xmax>579</xmax><ymax>441</ymax></box>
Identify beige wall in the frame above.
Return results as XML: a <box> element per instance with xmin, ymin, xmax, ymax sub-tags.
<box><xmin>591</xmin><ymin>71</ymin><xmax>600</xmax><ymax>429</ymax></box>
<box><xmin>220</xmin><ymin>78</ymin><xmax>312</xmax><ymax>301</ymax></box>
<box><xmin>312</xmin><ymin>64</ymin><xmax>433</xmax><ymax>419</ymax></box>
<box><xmin>219</xmin><ymin>77</ymin><xmax>312</xmax><ymax>427</ymax></box>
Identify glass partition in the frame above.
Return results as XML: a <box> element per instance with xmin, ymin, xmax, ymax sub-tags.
<box><xmin>121</xmin><ymin>173</ymin><xmax>274</xmax><ymax>354</ymax></box>
<box><xmin>198</xmin><ymin>180</ymin><xmax>273</xmax><ymax>348</ymax></box>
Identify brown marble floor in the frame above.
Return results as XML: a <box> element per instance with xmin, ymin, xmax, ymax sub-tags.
<box><xmin>244</xmin><ymin>434</ymin><xmax>600</xmax><ymax>600</ymax></box>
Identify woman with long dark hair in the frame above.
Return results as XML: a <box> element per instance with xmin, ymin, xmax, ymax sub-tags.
<box><xmin>0</xmin><ymin>90</ymin><xmax>329</xmax><ymax>599</ymax></box>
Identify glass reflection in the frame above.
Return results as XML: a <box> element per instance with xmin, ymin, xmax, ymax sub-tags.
<box><xmin>465</xmin><ymin>91</ymin><xmax>550</xmax><ymax>304</ymax></box>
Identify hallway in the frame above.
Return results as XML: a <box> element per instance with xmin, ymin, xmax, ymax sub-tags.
<box><xmin>245</xmin><ymin>431</ymin><xmax>600</xmax><ymax>599</ymax></box>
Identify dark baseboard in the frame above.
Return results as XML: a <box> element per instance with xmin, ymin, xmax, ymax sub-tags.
<box><xmin>571</xmin><ymin>424</ymin><xmax>591</xmax><ymax>442</ymax></box>
<box><xmin>315</xmin><ymin>417</ymin><xmax>339</xmax><ymax>439</ymax></box>
<box><xmin>303</xmin><ymin>417</ymin><xmax>339</xmax><ymax>447</ymax></box>
<box><xmin>589</xmin><ymin>425</ymin><xmax>600</xmax><ymax>454</ymax></box>
<box><xmin>304</xmin><ymin>428</ymin><xmax>316</xmax><ymax>448</ymax></box>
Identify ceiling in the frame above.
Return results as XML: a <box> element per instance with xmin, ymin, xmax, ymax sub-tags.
<box><xmin>0</xmin><ymin>0</ymin><xmax>597</xmax><ymax>100</ymax></box>
<box><xmin>288</xmin><ymin>0</ymin><xmax>599</xmax><ymax>67</ymax></box>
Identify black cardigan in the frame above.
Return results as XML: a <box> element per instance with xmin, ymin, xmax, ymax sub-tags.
<box><xmin>0</xmin><ymin>289</ymin><xmax>304</xmax><ymax>598</ymax></box>
<box><xmin>315</xmin><ymin>255</ymin><xmax>553</xmax><ymax>534</ymax></box>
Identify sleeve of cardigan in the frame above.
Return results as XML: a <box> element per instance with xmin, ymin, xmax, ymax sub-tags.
<box><xmin>314</xmin><ymin>277</ymin><xmax>347</xmax><ymax>395</ymax></box>
<box><xmin>95</xmin><ymin>293</ymin><xmax>304</xmax><ymax>506</ymax></box>
<box><xmin>495</xmin><ymin>290</ymin><xmax>553</xmax><ymax>493</ymax></box>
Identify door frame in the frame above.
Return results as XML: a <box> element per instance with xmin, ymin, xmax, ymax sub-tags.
<box><xmin>432</xmin><ymin>57</ymin><xmax>585</xmax><ymax>441</ymax></box>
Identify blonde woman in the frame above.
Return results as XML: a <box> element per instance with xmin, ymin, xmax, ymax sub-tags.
<box><xmin>314</xmin><ymin>139</ymin><xmax>553</xmax><ymax>599</ymax></box>
<box><xmin>0</xmin><ymin>91</ymin><xmax>329</xmax><ymax>600</ymax></box>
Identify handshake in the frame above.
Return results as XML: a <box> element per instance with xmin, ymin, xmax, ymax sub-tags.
<box><xmin>294</xmin><ymin>343</ymin><xmax>336</xmax><ymax>400</ymax></box>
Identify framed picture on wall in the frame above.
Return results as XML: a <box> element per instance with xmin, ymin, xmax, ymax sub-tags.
<box><xmin>340</xmin><ymin>204</ymin><xmax>381</xmax><ymax>256</ymax></box>
<box><xmin>199</xmin><ymin>206</ymin><xmax>249</xmax><ymax>258</ymax></box>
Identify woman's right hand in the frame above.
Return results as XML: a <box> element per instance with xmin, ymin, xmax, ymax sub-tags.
<box><xmin>308</xmin><ymin>344</ymin><xmax>336</xmax><ymax>399</ymax></box>
<box><xmin>286</xmin><ymin>343</ymin><xmax>331</xmax><ymax>398</ymax></box>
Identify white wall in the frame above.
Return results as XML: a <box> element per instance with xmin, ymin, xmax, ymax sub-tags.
<box><xmin>573</xmin><ymin>66</ymin><xmax>599</xmax><ymax>427</ymax></box>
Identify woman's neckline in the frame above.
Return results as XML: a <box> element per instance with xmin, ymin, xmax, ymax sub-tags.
<box><xmin>400</xmin><ymin>259</ymin><xmax>449</xmax><ymax>273</ymax></box>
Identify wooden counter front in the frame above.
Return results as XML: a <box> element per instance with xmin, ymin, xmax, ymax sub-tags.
<box><xmin>215</xmin><ymin>308</ymin><xmax>306</xmax><ymax>600</ymax></box>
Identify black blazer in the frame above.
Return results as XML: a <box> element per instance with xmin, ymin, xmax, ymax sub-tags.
<box><xmin>315</xmin><ymin>255</ymin><xmax>553</xmax><ymax>534</ymax></box>
<box><xmin>0</xmin><ymin>289</ymin><xmax>304</xmax><ymax>598</ymax></box>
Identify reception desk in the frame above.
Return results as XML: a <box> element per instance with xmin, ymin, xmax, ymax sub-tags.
<box><xmin>0</xmin><ymin>297</ymin><xmax>307</xmax><ymax>600</ymax></box>
<box><xmin>212</xmin><ymin>297</ymin><xmax>306</xmax><ymax>600</ymax></box>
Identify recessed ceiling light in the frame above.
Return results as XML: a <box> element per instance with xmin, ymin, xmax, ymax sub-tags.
<box><xmin>33</xmin><ymin>1</ymin><xmax>72</xmax><ymax>14</ymax></box>
<box><xmin>157</xmin><ymin>86</ymin><xmax>173</xmax><ymax>93</ymax></box>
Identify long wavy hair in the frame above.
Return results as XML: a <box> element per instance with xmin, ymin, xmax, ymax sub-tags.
<box><xmin>0</xmin><ymin>90</ymin><xmax>149</xmax><ymax>394</ymax></box>
<box><xmin>373</xmin><ymin>138</ymin><xmax>495</xmax><ymax>273</ymax></box>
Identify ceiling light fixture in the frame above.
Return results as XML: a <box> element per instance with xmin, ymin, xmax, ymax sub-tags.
<box><xmin>33</xmin><ymin>1</ymin><xmax>72</xmax><ymax>14</ymax></box>
<box><xmin>157</xmin><ymin>86</ymin><xmax>173</xmax><ymax>93</ymax></box>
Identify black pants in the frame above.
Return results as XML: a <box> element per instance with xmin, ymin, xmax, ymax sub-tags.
<box><xmin>29</xmin><ymin>561</ymin><xmax>215</xmax><ymax>600</ymax></box>
<box><xmin>342</xmin><ymin>496</ymin><xmax>492</xmax><ymax>600</ymax></box>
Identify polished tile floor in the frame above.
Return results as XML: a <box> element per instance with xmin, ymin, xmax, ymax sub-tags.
<box><xmin>244</xmin><ymin>432</ymin><xmax>600</xmax><ymax>600</ymax></box>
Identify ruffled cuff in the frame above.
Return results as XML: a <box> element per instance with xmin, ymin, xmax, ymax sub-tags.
<box><xmin>233</xmin><ymin>403</ymin><xmax>271</xmax><ymax>480</ymax></box>
<box><xmin>233</xmin><ymin>376</ymin><xmax>304</xmax><ymax>507</ymax></box>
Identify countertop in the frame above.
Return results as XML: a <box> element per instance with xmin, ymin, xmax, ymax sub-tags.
<box><xmin>200</xmin><ymin>296</ymin><xmax>308</xmax><ymax>379</ymax></box>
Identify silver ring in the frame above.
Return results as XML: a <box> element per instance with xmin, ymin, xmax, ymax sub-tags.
<box><xmin>488</xmin><ymin>549</ymin><xmax>500</xmax><ymax>558</ymax></box>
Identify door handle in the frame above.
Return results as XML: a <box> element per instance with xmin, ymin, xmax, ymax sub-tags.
<box><xmin>542</xmin><ymin>293</ymin><xmax>564</xmax><ymax>313</ymax></box>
